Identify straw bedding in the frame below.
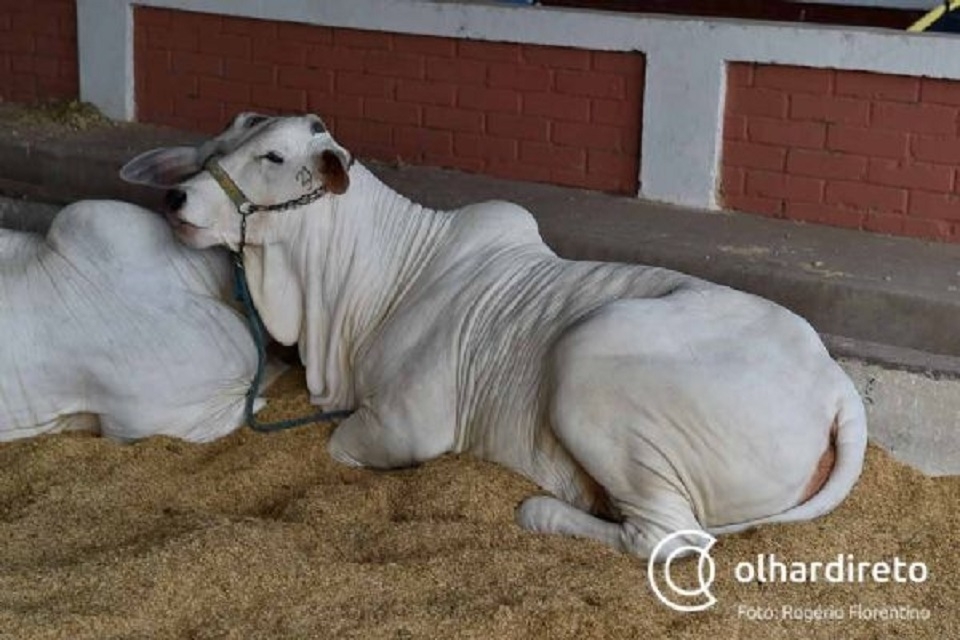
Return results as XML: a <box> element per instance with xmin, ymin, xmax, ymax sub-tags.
<box><xmin>1</xmin><ymin>368</ymin><xmax>956</xmax><ymax>639</ymax></box>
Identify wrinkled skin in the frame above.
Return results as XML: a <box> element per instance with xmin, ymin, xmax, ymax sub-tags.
<box><xmin>143</xmin><ymin>114</ymin><xmax>868</xmax><ymax>559</ymax></box>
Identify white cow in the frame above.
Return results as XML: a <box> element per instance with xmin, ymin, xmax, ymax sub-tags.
<box><xmin>134</xmin><ymin>114</ymin><xmax>868</xmax><ymax>557</ymax></box>
<box><xmin>0</xmin><ymin>201</ymin><xmax>262</xmax><ymax>442</ymax></box>
<box><xmin>0</xmin><ymin>113</ymin><xmax>284</xmax><ymax>443</ymax></box>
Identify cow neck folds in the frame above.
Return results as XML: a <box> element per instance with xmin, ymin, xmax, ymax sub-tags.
<box><xmin>280</xmin><ymin>163</ymin><xmax>452</xmax><ymax>409</ymax></box>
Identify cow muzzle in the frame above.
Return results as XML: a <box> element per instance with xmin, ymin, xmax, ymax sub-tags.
<box><xmin>165</xmin><ymin>188</ymin><xmax>187</xmax><ymax>213</ymax></box>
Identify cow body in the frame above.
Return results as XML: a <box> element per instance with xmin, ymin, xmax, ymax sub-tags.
<box><xmin>153</xmin><ymin>115</ymin><xmax>868</xmax><ymax>557</ymax></box>
<box><xmin>0</xmin><ymin>201</ymin><xmax>257</xmax><ymax>442</ymax></box>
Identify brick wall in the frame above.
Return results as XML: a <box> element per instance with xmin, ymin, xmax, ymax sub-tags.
<box><xmin>134</xmin><ymin>7</ymin><xmax>644</xmax><ymax>194</ymax></box>
<box><xmin>723</xmin><ymin>63</ymin><xmax>960</xmax><ymax>243</ymax></box>
<box><xmin>0</xmin><ymin>0</ymin><xmax>78</xmax><ymax>102</ymax></box>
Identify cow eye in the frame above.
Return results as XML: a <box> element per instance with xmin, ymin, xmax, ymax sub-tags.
<box><xmin>261</xmin><ymin>151</ymin><xmax>285</xmax><ymax>164</ymax></box>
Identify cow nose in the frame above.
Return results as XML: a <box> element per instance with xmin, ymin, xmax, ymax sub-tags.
<box><xmin>165</xmin><ymin>188</ymin><xmax>187</xmax><ymax>212</ymax></box>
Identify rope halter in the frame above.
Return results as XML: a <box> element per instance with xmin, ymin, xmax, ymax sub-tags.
<box><xmin>204</xmin><ymin>156</ymin><xmax>333</xmax><ymax>256</ymax></box>
<box><xmin>200</xmin><ymin>154</ymin><xmax>356</xmax><ymax>432</ymax></box>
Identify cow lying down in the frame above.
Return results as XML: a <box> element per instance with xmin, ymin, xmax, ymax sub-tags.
<box><xmin>126</xmin><ymin>113</ymin><xmax>868</xmax><ymax>558</ymax></box>
<box><xmin>0</xmin><ymin>114</ymin><xmax>299</xmax><ymax>443</ymax></box>
<box><xmin>0</xmin><ymin>200</ymin><xmax>263</xmax><ymax>443</ymax></box>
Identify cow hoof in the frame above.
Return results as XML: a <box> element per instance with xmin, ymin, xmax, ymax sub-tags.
<box><xmin>326</xmin><ymin>440</ymin><xmax>365</xmax><ymax>468</ymax></box>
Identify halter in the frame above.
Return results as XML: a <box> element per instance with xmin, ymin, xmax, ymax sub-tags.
<box><xmin>205</xmin><ymin>156</ymin><xmax>333</xmax><ymax>255</ymax></box>
<box><xmin>204</xmin><ymin>155</ymin><xmax>355</xmax><ymax>432</ymax></box>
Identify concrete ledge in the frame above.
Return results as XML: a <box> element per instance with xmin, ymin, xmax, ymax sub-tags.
<box><xmin>826</xmin><ymin>335</ymin><xmax>960</xmax><ymax>381</ymax></box>
<box><xmin>0</xmin><ymin>197</ymin><xmax>59</xmax><ymax>233</ymax></box>
<box><xmin>1</xmin><ymin>115</ymin><xmax>959</xmax><ymax>372</ymax></box>
<box><xmin>0</xmin><ymin>117</ymin><xmax>200</xmax><ymax>211</ymax></box>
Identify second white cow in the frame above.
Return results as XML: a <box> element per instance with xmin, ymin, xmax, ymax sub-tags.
<box><xmin>1</xmin><ymin>113</ymin><xmax>285</xmax><ymax>443</ymax></box>
<box><xmin>0</xmin><ymin>201</ymin><xmax>257</xmax><ymax>442</ymax></box>
<box><xmin>130</xmin><ymin>114</ymin><xmax>868</xmax><ymax>558</ymax></box>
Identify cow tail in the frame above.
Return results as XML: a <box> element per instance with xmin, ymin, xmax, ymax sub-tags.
<box><xmin>708</xmin><ymin>377</ymin><xmax>868</xmax><ymax>536</ymax></box>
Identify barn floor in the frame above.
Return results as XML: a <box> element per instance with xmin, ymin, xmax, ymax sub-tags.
<box><xmin>1</xmin><ymin>367</ymin><xmax>956</xmax><ymax>640</ymax></box>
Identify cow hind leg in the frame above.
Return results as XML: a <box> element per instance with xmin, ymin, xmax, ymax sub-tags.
<box><xmin>0</xmin><ymin>412</ymin><xmax>101</xmax><ymax>442</ymax></box>
<box><xmin>516</xmin><ymin>495</ymin><xmax>707</xmax><ymax>561</ymax></box>
<box><xmin>516</xmin><ymin>495</ymin><xmax>623</xmax><ymax>550</ymax></box>
<box><xmin>541</xmin><ymin>428</ymin><xmax>709</xmax><ymax>560</ymax></box>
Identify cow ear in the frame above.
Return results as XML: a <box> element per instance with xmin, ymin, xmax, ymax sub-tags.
<box><xmin>243</xmin><ymin>243</ymin><xmax>303</xmax><ymax>347</ymax></box>
<box><xmin>317</xmin><ymin>149</ymin><xmax>350</xmax><ymax>195</ymax></box>
<box><xmin>119</xmin><ymin>146</ymin><xmax>201</xmax><ymax>188</ymax></box>
<box><xmin>232</xmin><ymin>111</ymin><xmax>271</xmax><ymax>130</ymax></box>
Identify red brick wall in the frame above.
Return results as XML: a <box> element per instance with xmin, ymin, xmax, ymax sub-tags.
<box><xmin>0</xmin><ymin>0</ymin><xmax>78</xmax><ymax>102</ymax></box>
<box><xmin>723</xmin><ymin>63</ymin><xmax>960</xmax><ymax>243</ymax></box>
<box><xmin>134</xmin><ymin>8</ymin><xmax>644</xmax><ymax>194</ymax></box>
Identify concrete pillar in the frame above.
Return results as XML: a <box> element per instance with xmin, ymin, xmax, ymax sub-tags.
<box><xmin>77</xmin><ymin>0</ymin><xmax>134</xmax><ymax>121</ymax></box>
<box><xmin>641</xmin><ymin>47</ymin><xmax>725</xmax><ymax>208</ymax></box>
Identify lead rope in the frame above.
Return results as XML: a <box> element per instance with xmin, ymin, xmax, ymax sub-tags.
<box><xmin>206</xmin><ymin>156</ymin><xmax>354</xmax><ymax>432</ymax></box>
<box><xmin>232</xmin><ymin>250</ymin><xmax>354</xmax><ymax>432</ymax></box>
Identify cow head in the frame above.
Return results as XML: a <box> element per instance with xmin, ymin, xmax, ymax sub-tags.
<box><xmin>150</xmin><ymin>114</ymin><xmax>352</xmax><ymax>345</ymax></box>
<box><xmin>143</xmin><ymin>114</ymin><xmax>351</xmax><ymax>251</ymax></box>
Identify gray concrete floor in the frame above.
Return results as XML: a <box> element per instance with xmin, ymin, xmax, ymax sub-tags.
<box><xmin>842</xmin><ymin>359</ymin><xmax>960</xmax><ymax>477</ymax></box>
<box><xmin>2</xmin><ymin>196</ymin><xmax>956</xmax><ymax>477</ymax></box>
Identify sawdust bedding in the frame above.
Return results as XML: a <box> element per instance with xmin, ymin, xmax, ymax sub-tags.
<box><xmin>0</xmin><ymin>368</ymin><xmax>956</xmax><ymax>639</ymax></box>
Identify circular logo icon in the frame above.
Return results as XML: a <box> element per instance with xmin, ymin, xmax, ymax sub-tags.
<box><xmin>647</xmin><ymin>529</ymin><xmax>718</xmax><ymax>612</ymax></box>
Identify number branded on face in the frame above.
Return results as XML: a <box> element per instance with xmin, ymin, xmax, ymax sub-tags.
<box><xmin>296</xmin><ymin>166</ymin><xmax>314</xmax><ymax>190</ymax></box>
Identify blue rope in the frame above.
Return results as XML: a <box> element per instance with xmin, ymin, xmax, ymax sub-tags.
<box><xmin>232</xmin><ymin>252</ymin><xmax>354</xmax><ymax>432</ymax></box>
<box><xmin>204</xmin><ymin>154</ymin><xmax>353</xmax><ymax>432</ymax></box>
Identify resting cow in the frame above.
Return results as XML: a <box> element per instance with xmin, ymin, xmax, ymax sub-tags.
<box><xmin>0</xmin><ymin>113</ymin><xmax>296</xmax><ymax>443</ymax></box>
<box><xmin>0</xmin><ymin>202</ymin><xmax>260</xmax><ymax>443</ymax></box>
<box><xmin>128</xmin><ymin>113</ymin><xmax>868</xmax><ymax>558</ymax></box>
